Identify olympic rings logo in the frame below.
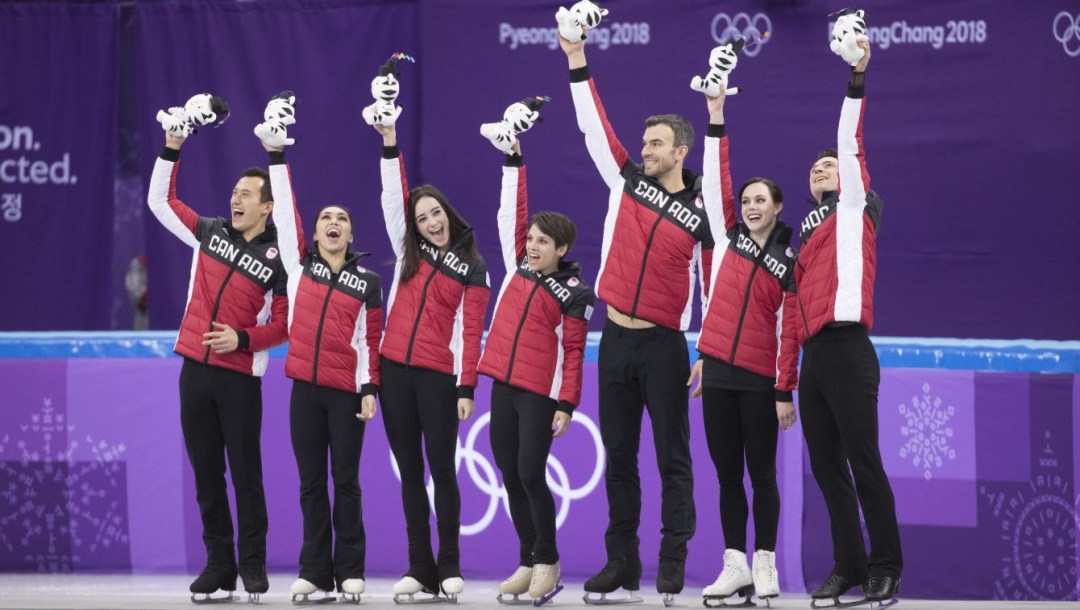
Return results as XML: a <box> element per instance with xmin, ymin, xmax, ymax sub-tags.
<box><xmin>1053</xmin><ymin>12</ymin><xmax>1080</xmax><ymax>57</ymax></box>
<box><xmin>389</xmin><ymin>410</ymin><xmax>605</xmax><ymax>535</ymax></box>
<box><xmin>711</xmin><ymin>12</ymin><xmax>772</xmax><ymax>57</ymax></box>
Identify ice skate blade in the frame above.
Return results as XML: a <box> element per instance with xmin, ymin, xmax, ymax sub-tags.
<box><xmin>532</xmin><ymin>582</ymin><xmax>564</xmax><ymax>606</ymax></box>
<box><xmin>868</xmin><ymin>599</ymin><xmax>898</xmax><ymax>610</ymax></box>
<box><xmin>497</xmin><ymin>593</ymin><xmax>532</xmax><ymax>605</ymax></box>
<box><xmin>662</xmin><ymin>592</ymin><xmax>676</xmax><ymax>607</ymax></box>
<box><xmin>191</xmin><ymin>592</ymin><xmax>237</xmax><ymax>604</ymax></box>
<box><xmin>394</xmin><ymin>592</ymin><xmax>446</xmax><ymax>604</ymax></box>
<box><xmin>810</xmin><ymin>596</ymin><xmax>881</xmax><ymax>609</ymax></box>
<box><xmin>292</xmin><ymin>592</ymin><xmax>338</xmax><ymax>605</ymax></box>
<box><xmin>703</xmin><ymin>592</ymin><xmax>756</xmax><ymax>608</ymax></box>
<box><xmin>246</xmin><ymin>592</ymin><xmax>263</xmax><ymax>604</ymax></box>
<box><xmin>582</xmin><ymin>590</ymin><xmax>644</xmax><ymax>605</ymax></box>
<box><xmin>341</xmin><ymin>592</ymin><xmax>362</xmax><ymax>604</ymax></box>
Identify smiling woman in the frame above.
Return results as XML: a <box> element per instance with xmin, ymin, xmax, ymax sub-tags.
<box><xmin>261</xmin><ymin>95</ymin><xmax>383</xmax><ymax>603</ymax></box>
<box><xmin>372</xmin><ymin>114</ymin><xmax>491</xmax><ymax>601</ymax></box>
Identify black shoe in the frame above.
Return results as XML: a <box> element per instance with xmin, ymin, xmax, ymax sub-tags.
<box><xmin>810</xmin><ymin>571</ymin><xmax>863</xmax><ymax>599</ymax></box>
<box><xmin>865</xmin><ymin>574</ymin><xmax>900</xmax><ymax>601</ymax></box>
<box><xmin>190</xmin><ymin>562</ymin><xmax>238</xmax><ymax>594</ymax></box>
<box><xmin>238</xmin><ymin>564</ymin><xmax>269</xmax><ymax>594</ymax></box>
<box><xmin>583</xmin><ymin>555</ymin><xmax>643</xmax><ymax>593</ymax></box>
<box><xmin>656</xmin><ymin>557</ymin><xmax>685</xmax><ymax>594</ymax></box>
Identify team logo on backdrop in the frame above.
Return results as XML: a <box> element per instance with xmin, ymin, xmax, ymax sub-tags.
<box><xmin>389</xmin><ymin>410</ymin><xmax>604</xmax><ymax>535</ymax></box>
<box><xmin>979</xmin><ymin>429</ymin><xmax>1080</xmax><ymax>601</ymax></box>
<box><xmin>1054</xmin><ymin>12</ymin><xmax>1080</xmax><ymax>57</ymax></box>
<box><xmin>711</xmin><ymin>13</ymin><xmax>772</xmax><ymax>57</ymax></box>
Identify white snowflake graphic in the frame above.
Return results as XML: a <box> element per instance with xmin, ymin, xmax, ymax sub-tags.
<box><xmin>898</xmin><ymin>382</ymin><xmax>956</xmax><ymax>480</ymax></box>
<box><xmin>0</xmin><ymin>397</ymin><xmax>129</xmax><ymax>571</ymax></box>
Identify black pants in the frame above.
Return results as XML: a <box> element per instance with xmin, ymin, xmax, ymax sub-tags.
<box><xmin>799</xmin><ymin>325</ymin><xmax>902</xmax><ymax>579</ymax></box>
<box><xmin>489</xmin><ymin>382</ymin><xmax>559</xmax><ymax>566</ymax></box>
<box><xmin>379</xmin><ymin>357</ymin><xmax>461</xmax><ymax>588</ymax></box>
<box><xmin>598</xmin><ymin>318</ymin><xmax>695</xmax><ymax>562</ymax></box>
<box><xmin>702</xmin><ymin>387</ymin><xmax>779</xmax><ymax>552</ymax></box>
<box><xmin>290</xmin><ymin>380</ymin><xmax>367</xmax><ymax>591</ymax></box>
<box><xmin>179</xmin><ymin>359</ymin><xmax>267</xmax><ymax>566</ymax></box>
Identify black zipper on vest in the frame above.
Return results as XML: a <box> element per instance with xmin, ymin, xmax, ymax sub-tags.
<box><xmin>729</xmin><ymin>264</ymin><xmax>762</xmax><ymax>366</ymax></box>
<box><xmin>310</xmin><ymin>274</ymin><xmax>338</xmax><ymax>385</ymax></box>
<box><xmin>403</xmin><ymin>264</ymin><xmax>441</xmax><ymax>366</ymax></box>
<box><xmin>628</xmin><ymin>214</ymin><xmax>665</xmax><ymax>319</ymax></box>
<box><xmin>204</xmin><ymin>242</ymin><xmax>251</xmax><ymax>364</ymax></box>
<box><xmin>504</xmin><ymin>280</ymin><xmax>542</xmax><ymax>384</ymax></box>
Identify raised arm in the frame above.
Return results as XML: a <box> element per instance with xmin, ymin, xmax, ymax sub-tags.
<box><xmin>377</xmin><ymin>124</ymin><xmax>408</xmax><ymax>259</ymax></box>
<box><xmin>837</xmin><ymin>41</ymin><xmax>871</xmax><ymax>211</ymax></box>
<box><xmin>498</xmin><ymin>148</ymin><xmax>528</xmax><ymax>273</ymax></box>
<box><xmin>702</xmin><ymin>92</ymin><xmax>738</xmax><ymax>235</ymax></box>
<box><xmin>267</xmin><ymin>149</ymin><xmax>306</xmax><ymax>276</ymax></box>
<box><xmin>147</xmin><ymin>133</ymin><xmax>203</xmax><ymax>248</ymax></box>
<box><xmin>561</xmin><ymin>32</ymin><xmax>631</xmax><ymax>191</ymax></box>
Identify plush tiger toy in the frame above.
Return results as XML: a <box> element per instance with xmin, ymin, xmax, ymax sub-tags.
<box><xmin>480</xmin><ymin>96</ymin><xmax>548</xmax><ymax>154</ymax></box>
<box><xmin>254</xmin><ymin>91</ymin><xmax>298</xmax><ymax>148</ymax></box>
<box><xmin>830</xmin><ymin>8</ymin><xmax>868</xmax><ymax>66</ymax></box>
<box><xmin>362</xmin><ymin>53</ymin><xmax>414</xmax><ymax>127</ymax></box>
<box><xmin>555</xmin><ymin>0</ymin><xmax>608</xmax><ymax>43</ymax></box>
<box><xmin>689</xmin><ymin>37</ymin><xmax>744</xmax><ymax>97</ymax></box>
<box><xmin>156</xmin><ymin>93</ymin><xmax>230</xmax><ymax>137</ymax></box>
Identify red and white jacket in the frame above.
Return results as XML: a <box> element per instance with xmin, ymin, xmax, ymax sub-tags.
<box><xmin>795</xmin><ymin>80</ymin><xmax>883</xmax><ymax>345</ymax></box>
<box><xmin>268</xmin><ymin>152</ymin><xmax>383</xmax><ymax>396</ymax></box>
<box><xmin>569</xmin><ymin>66</ymin><xmax>713</xmax><ymax>330</ymax></box>
<box><xmin>696</xmin><ymin>125</ymin><xmax>799</xmax><ymax>400</ymax></box>
<box><xmin>477</xmin><ymin>156</ymin><xmax>595</xmax><ymax>412</ymax></box>
<box><xmin>147</xmin><ymin>147</ymin><xmax>288</xmax><ymax>376</ymax></box>
<box><xmin>379</xmin><ymin>146</ymin><xmax>491</xmax><ymax>398</ymax></box>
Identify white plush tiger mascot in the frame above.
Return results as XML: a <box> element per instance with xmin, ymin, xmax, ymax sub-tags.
<box><xmin>254</xmin><ymin>91</ymin><xmax>298</xmax><ymax>148</ymax></box>
<box><xmin>362</xmin><ymin>53</ymin><xmax>414</xmax><ymax>127</ymax></box>
<box><xmin>480</xmin><ymin>96</ymin><xmax>548</xmax><ymax>154</ymax></box>
<box><xmin>555</xmin><ymin>0</ymin><xmax>608</xmax><ymax>43</ymax></box>
<box><xmin>830</xmin><ymin>8</ymin><xmax>868</xmax><ymax>66</ymax></box>
<box><xmin>690</xmin><ymin>37</ymin><xmax>745</xmax><ymax>97</ymax></box>
<box><xmin>156</xmin><ymin>93</ymin><xmax>230</xmax><ymax>137</ymax></box>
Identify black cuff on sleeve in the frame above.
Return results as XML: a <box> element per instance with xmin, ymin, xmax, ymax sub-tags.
<box><xmin>236</xmin><ymin>330</ymin><xmax>251</xmax><ymax>351</ymax></box>
<box><xmin>160</xmin><ymin>146</ymin><xmax>181</xmax><ymax>162</ymax></box>
<box><xmin>569</xmin><ymin>66</ymin><xmax>591</xmax><ymax>83</ymax></box>
<box><xmin>360</xmin><ymin>383</ymin><xmax>378</xmax><ymax>398</ymax></box>
<box><xmin>707</xmin><ymin>124</ymin><xmax>726</xmax><ymax>138</ymax></box>
<box><xmin>457</xmin><ymin>385</ymin><xmax>475</xmax><ymax>400</ymax></box>
<box><xmin>504</xmin><ymin>153</ymin><xmax>524</xmax><ymax>167</ymax></box>
<box><xmin>775</xmin><ymin>390</ymin><xmax>793</xmax><ymax>402</ymax></box>
<box><xmin>267</xmin><ymin>150</ymin><xmax>286</xmax><ymax>166</ymax></box>
<box><xmin>847</xmin><ymin>70</ymin><xmax>866</xmax><ymax>98</ymax></box>
<box><xmin>557</xmin><ymin>400</ymin><xmax>576</xmax><ymax>415</ymax></box>
<box><xmin>382</xmin><ymin>145</ymin><xmax>399</xmax><ymax>160</ymax></box>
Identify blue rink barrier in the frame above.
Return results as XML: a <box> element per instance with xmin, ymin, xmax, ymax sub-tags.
<box><xmin>1</xmin><ymin>331</ymin><xmax>1078</xmax><ymax>373</ymax></box>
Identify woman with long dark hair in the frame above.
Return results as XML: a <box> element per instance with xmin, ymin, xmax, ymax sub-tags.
<box><xmin>373</xmin><ymin>120</ymin><xmax>490</xmax><ymax>603</ymax></box>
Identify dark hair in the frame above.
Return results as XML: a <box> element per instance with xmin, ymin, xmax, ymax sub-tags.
<box><xmin>239</xmin><ymin>167</ymin><xmax>272</xmax><ymax>203</ymax></box>
<box><xmin>645</xmin><ymin>114</ymin><xmax>695</xmax><ymax>151</ymax></box>
<box><xmin>813</xmin><ymin>148</ymin><xmax>838</xmax><ymax>166</ymax></box>
<box><xmin>738</xmin><ymin>177</ymin><xmax>784</xmax><ymax>206</ymax></box>
<box><xmin>313</xmin><ymin>205</ymin><xmax>354</xmax><ymax>255</ymax></box>
<box><xmin>401</xmin><ymin>184</ymin><xmax>477</xmax><ymax>283</ymax></box>
<box><xmin>530</xmin><ymin>211</ymin><xmax>577</xmax><ymax>254</ymax></box>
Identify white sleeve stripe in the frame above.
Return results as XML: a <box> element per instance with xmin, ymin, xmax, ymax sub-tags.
<box><xmin>571</xmin><ymin>80</ymin><xmax>624</xmax><ymax>191</ymax></box>
<box><xmin>269</xmin><ymin>164</ymin><xmax>303</xmax><ymax>275</ymax></box>
<box><xmin>498</xmin><ymin>165</ymin><xmax>522</xmax><ymax>273</ymax></box>
<box><xmin>381</xmin><ymin>157</ymin><xmax>407</xmax><ymax>260</ymax></box>
<box><xmin>148</xmin><ymin>158</ymin><xmax>199</xmax><ymax>248</ymax></box>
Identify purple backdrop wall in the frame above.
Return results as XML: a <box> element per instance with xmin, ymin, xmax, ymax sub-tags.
<box><xmin>2</xmin><ymin>0</ymin><xmax>1079</xmax><ymax>339</ymax></box>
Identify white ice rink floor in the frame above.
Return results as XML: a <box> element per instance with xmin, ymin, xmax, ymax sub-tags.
<box><xmin>0</xmin><ymin>574</ymin><xmax>1074</xmax><ymax>610</ymax></box>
